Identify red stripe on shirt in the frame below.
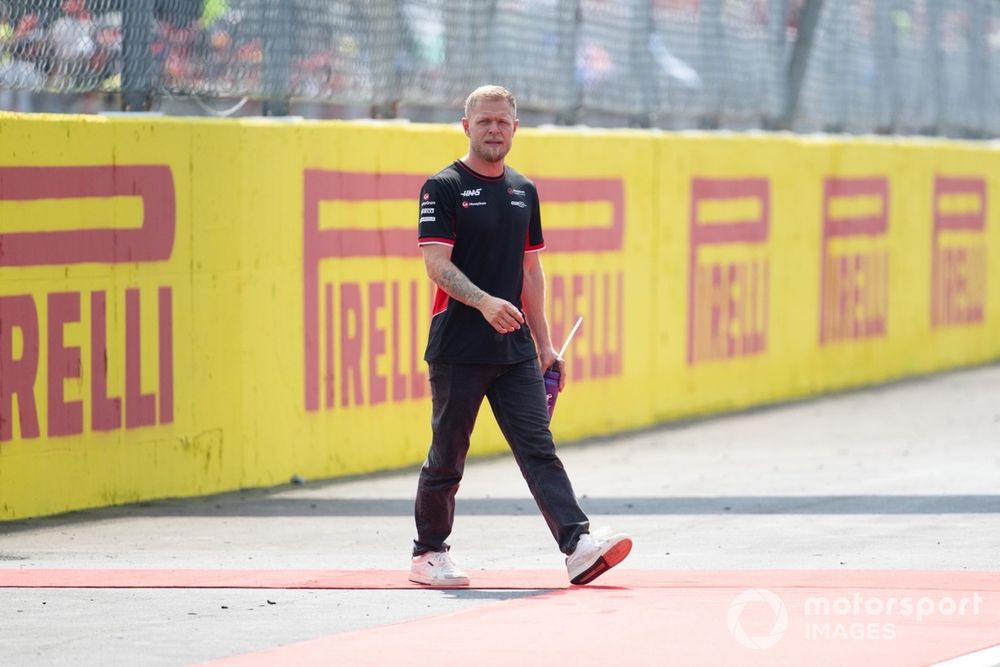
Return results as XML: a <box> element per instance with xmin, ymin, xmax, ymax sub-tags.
<box><xmin>431</xmin><ymin>287</ymin><xmax>450</xmax><ymax>317</ymax></box>
<box><xmin>419</xmin><ymin>237</ymin><xmax>455</xmax><ymax>246</ymax></box>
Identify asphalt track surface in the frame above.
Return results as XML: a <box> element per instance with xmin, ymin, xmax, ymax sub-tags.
<box><xmin>1</xmin><ymin>364</ymin><xmax>999</xmax><ymax>666</ymax></box>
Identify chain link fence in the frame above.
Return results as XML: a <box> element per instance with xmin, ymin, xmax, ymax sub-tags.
<box><xmin>1</xmin><ymin>0</ymin><xmax>997</xmax><ymax>136</ymax></box>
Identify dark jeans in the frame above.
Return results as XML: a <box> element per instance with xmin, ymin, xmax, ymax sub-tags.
<box><xmin>413</xmin><ymin>358</ymin><xmax>590</xmax><ymax>556</ymax></box>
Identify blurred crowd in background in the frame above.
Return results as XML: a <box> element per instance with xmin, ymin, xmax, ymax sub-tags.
<box><xmin>1</xmin><ymin>0</ymin><xmax>998</xmax><ymax>136</ymax></box>
<box><xmin>0</xmin><ymin>0</ymin><xmax>239</xmax><ymax>112</ymax></box>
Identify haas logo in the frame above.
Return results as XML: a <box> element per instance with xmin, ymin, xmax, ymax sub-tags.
<box><xmin>460</xmin><ymin>188</ymin><xmax>482</xmax><ymax>197</ymax></box>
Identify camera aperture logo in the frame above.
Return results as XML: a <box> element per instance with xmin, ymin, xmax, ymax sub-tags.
<box><xmin>728</xmin><ymin>588</ymin><xmax>789</xmax><ymax>650</ymax></box>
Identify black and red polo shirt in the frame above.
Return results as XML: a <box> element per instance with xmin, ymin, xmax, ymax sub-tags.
<box><xmin>417</xmin><ymin>160</ymin><xmax>545</xmax><ymax>364</ymax></box>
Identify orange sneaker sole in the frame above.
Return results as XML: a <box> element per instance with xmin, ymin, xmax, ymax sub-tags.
<box><xmin>570</xmin><ymin>537</ymin><xmax>633</xmax><ymax>585</ymax></box>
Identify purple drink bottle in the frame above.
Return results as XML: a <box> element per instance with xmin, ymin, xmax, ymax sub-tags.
<box><xmin>543</xmin><ymin>365</ymin><xmax>561</xmax><ymax>419</ymax></box>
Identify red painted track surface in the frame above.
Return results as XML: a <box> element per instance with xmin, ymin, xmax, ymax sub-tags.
<box><xmin>3</xmin><ymin>569</ymin><xmax>998</xmax><ymax>666</ymax></box>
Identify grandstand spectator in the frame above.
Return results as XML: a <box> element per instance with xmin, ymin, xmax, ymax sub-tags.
<box><xmin>0</xmin><ymin>2</ymin><xmax>44</xmax><ymax>111</ymax></box>
<box><xmin>152</xmin><ymin>10</ymin><xmax>198</xmax><ymax>89</ymax></box>
<box><xmin>47</xmin><ymin>0</ymin><xmax>94</xmax><ymax>90</ymax></box>
<box><xmin>90</xmin><ymin>9</ymin><xmax>120</xmax><ymax>91</ymax></box>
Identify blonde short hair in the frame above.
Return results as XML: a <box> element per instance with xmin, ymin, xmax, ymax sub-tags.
<box><xmin>464</xmin><ymin>85</ymin><xmax>517</xmax><ymax>119</ymax></box>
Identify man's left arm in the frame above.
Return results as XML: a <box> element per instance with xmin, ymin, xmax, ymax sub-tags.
<box><xmin>522</xmin><ymin>251</ymin><xmax>565</xmax><ymax>389</ymax></box>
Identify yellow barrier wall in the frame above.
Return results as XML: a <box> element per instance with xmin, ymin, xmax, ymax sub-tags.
<box><xmin>0</xmin><ymin>114</ymin><xmax>997</xmax><ymax>520</ymax></box>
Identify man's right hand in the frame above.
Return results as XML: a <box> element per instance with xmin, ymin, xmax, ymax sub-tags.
<box><xmin>479</xmin><ymin>295</ymin><xmax>524</xmax><ymax>334</ymax></box>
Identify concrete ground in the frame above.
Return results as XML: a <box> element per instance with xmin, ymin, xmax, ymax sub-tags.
<box><xmin>1</xmin><ymin>364</ymin><xmax>999</xmax><ymax>666</ymax></box>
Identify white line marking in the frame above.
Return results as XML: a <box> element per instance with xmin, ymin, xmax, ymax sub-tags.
<box><xmin>931</xmin><ymin>643</ymin><xmax>1000</xmax><ymax>667</ymax></box>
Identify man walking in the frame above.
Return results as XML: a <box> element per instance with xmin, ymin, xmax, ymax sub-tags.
<box><xmin>410</xmin><ymin>84</ymin><xmax>631</xmax><ymax>586</ymax></box>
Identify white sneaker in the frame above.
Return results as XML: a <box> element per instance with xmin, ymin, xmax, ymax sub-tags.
<box><xmin>566</xmin><ymin>529</ymin><xmax>632</xmax><ymax>585</ymax></box>
<box><xmin>409</xmin><ymin>550</ymin><xmax>470</xmax><ymax>587</ymax></box>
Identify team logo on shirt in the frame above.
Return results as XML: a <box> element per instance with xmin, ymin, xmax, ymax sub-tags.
<box><xmin>460</xmin><ymin>188</ymin><xmax>482</xmax><ymax>197</ymax></box>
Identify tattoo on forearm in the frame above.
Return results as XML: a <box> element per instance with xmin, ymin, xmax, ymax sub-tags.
<box><xmin>437</xmin><ymin>264</ymin><xmax>486</xmax><ymax>307</ymax></box>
